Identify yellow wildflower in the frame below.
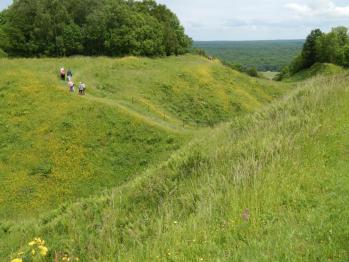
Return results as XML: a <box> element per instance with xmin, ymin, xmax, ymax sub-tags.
<box><xmin>28</xmin><ymin>241</ymin><xmax>36</xmax><ymax>247</ymax></box>
<box><xmin>38</xmin><ymin>245</ymin><xmax>48</xmax><ymax>256</ymax></box>
<box><xmin>11</xmin><ymin>259</ymin><xmax>22</xmax><ymax>262</ymax></box>
<box><xmin>31</xmin><ymin>249</ymin><xmax>36</xmax><ymax>255</ymax></box>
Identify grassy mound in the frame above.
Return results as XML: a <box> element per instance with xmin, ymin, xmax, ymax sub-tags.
<box><xmin>1</xmin><ymin>72</ymin><xmax>348</xmax><ymax>261</ymax></box>
<box><xmin>55</xmin><ymin>55</ymin><xmax>286</xmax><ymax>124</ymax></box>
<box><xmin>0</xmin><ymin>55</ymin><xmax>285</xmax><ymax>220</ymax></box>
<box><xmin>287</xmin><ymin>63</ymin><xmax>344</xmax><ymax>82</ymax></box>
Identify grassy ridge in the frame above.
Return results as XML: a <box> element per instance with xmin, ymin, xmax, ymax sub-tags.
<box><xmin>286</xmin><ymin>63</ymin><xmax>344</xmax><ymax>82</ymax></box>
<box><xmin>65</xmin><ymin>55</ymin><xmax>285</xmax><ymax>124</ymax></box>
<box><xmin>0</xmin><ymin>62</ymin><xmax>183</xmax><ymax>219</ymax></box>
<box><xmin>1</xmin><ymin>73</ymin><xmax>348</xmax><ymax>261</ymax></box>
<box><xmin>0</xmin><ymin>55</ymin><xmax>285</xmax><ymax>220</ymax></box>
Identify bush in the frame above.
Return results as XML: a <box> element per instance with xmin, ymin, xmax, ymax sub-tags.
<box><xmin>246</xmin><ymin>67</ymin><xmax>258</xmax><ymax>77</ymax></box>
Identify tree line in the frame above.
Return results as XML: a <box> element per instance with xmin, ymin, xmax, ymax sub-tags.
<box><xmin>0</xmin><ymin>0</ymin><xmax>192</xmax><ymax>57</ymax></box>
<box><xmin>278</xmin><ymin>26</ymin><xmax>349</xmax><ymax>79</ymax></box>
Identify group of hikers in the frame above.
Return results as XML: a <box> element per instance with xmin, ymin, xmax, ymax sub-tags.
<box><xmin>60</xmin><ymin>67</ymin><xmax>86</xmax><ymax>95</ymax></box>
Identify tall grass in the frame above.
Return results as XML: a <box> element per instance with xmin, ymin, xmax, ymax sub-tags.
<box><xmin>1</xmin><ymin>73</ymin><xmax>348</xmax><ymax>261</ymax></box>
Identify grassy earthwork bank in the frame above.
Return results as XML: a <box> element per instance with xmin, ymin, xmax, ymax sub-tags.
<box><xmin>0</xmin><ymin>55</ymin><xmax>348</xmax><ymax>260</ymax></box>
<box><xmin>0</xmin><ymin>55</ymin><xmax>285</xmax><ymax>220</ymax></box>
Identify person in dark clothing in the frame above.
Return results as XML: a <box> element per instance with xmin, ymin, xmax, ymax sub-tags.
<box><xmin>60</xmin><ymin>67</ymin><xmax>65</xmax><ymax>80</ymax></box>
<box><xmin>67</xmin><ymin>69</ymin><xmax>73</xmax><ymax>78</ymax></box>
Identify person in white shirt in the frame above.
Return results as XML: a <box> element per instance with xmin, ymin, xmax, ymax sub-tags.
<box><xmin>68</xmin><ymin>81</ymin><xmax>75</xmax><ymax>93</ymax></box>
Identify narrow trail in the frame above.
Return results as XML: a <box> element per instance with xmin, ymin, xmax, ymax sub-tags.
<box><xmin>56</xmin><ymin>75</ymin><xmax>192</xmax><ymax>134</ymax></box>
<box><xmin>82</xmin><ymin>94</ymin><xmax>191</xmax><ymax>134</ymax></box>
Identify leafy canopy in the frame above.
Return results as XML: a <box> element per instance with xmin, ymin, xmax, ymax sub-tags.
<box><xmin>0</xmin><ymin>0</ymin><xmax>192</xmax><ymax>57</ymax></box>
<box><xmin>278</xmin><ymin>26</ymin><xmax>349</xmax><ymax>79</ymax></box>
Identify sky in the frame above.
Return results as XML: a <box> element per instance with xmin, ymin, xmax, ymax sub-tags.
<box><xmin>1</xmin><ymin>0</ymin><xmax>349</xmax><ymax>40</ymax></box>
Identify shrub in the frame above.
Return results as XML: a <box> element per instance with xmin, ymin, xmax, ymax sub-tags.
<box><xmin>246</xmin><ymin>67</ymin><xmax>258</xmax><ymax>77</ymax></box>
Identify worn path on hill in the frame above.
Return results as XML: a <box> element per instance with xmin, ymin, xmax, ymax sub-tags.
<box><xmin>57</xmin><ymin>75</ymin><xmax>192</xmax><ymax>134</ymax></box>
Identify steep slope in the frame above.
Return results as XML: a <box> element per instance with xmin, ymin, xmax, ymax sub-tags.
<box><xmin>2</xmin><ymin>73</ymin><xmax>348</xmax><ymax>261</ymax></box>
<box><xmin>0</xmin><ymin>55</ymin><xmax>285</xmax><ymax>220</ymax></box>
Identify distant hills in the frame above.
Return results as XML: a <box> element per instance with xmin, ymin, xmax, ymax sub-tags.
<box><xmin>194</xmin><ymin>40</ymin><xmax>304</xmax><ymax>72</ymax></box>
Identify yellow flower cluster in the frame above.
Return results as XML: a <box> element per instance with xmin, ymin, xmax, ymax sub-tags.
<box><xmin>28</xmin><ymin>237</ymin><xmax>49</xmax><ymax>257</ymax></box>
<box><xmin>62</xmin><ymin>254</ymin><xmax>80</xmax><ymax>261</ymax></box>
<box><xmin>10</xmin><ymin>237</ymin><xmax>49</xmax><ymax>262</ymax></box>
<box><xmin>10</xmin><ymin>259</ymin><xmax>22</xmax><ymax>262</ymax></box>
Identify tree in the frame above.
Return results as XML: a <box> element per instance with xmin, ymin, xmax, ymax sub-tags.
<box><xmin>301</xmin><ymin>29</ymin><xmax>323</xmax><ymax>69</ymax></box>
<box><xmin>288</xmin><ymin>27</ymin><xmax>349</xmax><ymax>75</ymax></box>
<box><xmin>344</xmin><ymin>45</ymin><xmax>349</xmax><ymax>67</ymax></box>
<box><xmin>1</xmin><ymin>0</ymin><xmax>192</xmax><ymax>57</ymax></box>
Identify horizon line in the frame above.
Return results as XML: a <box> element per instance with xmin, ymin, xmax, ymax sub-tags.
<box><xmin>193</xmin><ymin>39</ymin><xmax>305</xmax><ymax>42</ymax></box>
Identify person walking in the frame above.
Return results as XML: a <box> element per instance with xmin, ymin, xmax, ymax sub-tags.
<box><xmin>79</xmin><ymin>82</ymin><xmax>86</xmax><ymax>95</ymax></box>
<box><xmin>67</xmin><ymin>69</ymin><xmax>72</xmax><ymax>77</ymax></box>
<box><xmin>67</xmin><ymin>69</ymin><xmax>73</xmax><ymax>78</ymax></box>
<box><xmin>68</xmin><ymin>80</ymin><xmax>75</xmax><ymax>93</ymax></box>
<box><xmin>60</xmin><ymin>67</ymin><xmax>66</xmax><ymax>80</ymax></box>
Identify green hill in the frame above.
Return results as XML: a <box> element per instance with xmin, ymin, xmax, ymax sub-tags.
<box><xmin>286</xmin><ymin>63</ymin><xmax>344</xmax><ymax>82</ymax></box>
<box><xmin>1</xmin><ymin>57</ymin><xmax>348</xmax><ymax>261</ymax></box>
<box><xmin>0</xmin><ymin>55</ymin><xmax>286</xmax><ymax>221</ymax></box>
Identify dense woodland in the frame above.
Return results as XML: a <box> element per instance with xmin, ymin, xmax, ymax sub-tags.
<box><xmin>278</xmin><ymin>26</ymin><xmax>349</xmax><ymax>79</ymax></box>
<box><xmin>0</xmin><ymin>0</ymin><xmax>192</xmax><ymax>57</ymax></box>
<box><xmin>194</xmin><ymin>40</ymin><xmax>304</xmax><ymax>72</ymax></box>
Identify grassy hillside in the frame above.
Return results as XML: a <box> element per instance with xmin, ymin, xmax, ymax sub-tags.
<box><xmin>1</xmin><ymin>71</ymin><xmax>348</xmax><ymax>261</ymax></box>
<box><xmin>194</xmin><ymin>40</ymin><xmax>304</xmax><ymax>71</ymax></box>
<box><xmin>65</xmin><ymin>55</ymin><xmax>285</xmax><ymax>125</ymax></box>
<box><xmin>0</xmin><ymin>55</ymin><xmax>285</xmax><ymax>220</ymax></box>
<box><xmin>286</xmin><ymin>63</ymin><xmax>345</xmax><ymax>82</ymax></box>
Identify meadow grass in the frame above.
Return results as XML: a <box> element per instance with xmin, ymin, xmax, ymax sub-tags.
<box><xmin>1</xmin><ymin>71</ymin><xmax>348</xmax><ymax>261</ymax></box>
<box><xmin>0</xmin><ymin>55</ymin><xmax>285</xmax><ymax>220</ymax></box>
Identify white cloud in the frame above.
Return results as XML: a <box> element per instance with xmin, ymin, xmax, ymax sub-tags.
<box><xmin>158</xmin><ymin>0</ymin><xmax>349</xmax><ymax>40</ymax></box>
<box><xmin>286</xmin><ymin>0</ymin><xmax>349</xmax><ymax>18</ymax></box>
<box><xmin>2</xmin><ymin>0</ymin><xmax>349</xmax><ymax>40</ymax></box>
<box><xmin>285</xmin><ymin>3</ymin><xmax>312</xmax><ymax>16</ymax></box>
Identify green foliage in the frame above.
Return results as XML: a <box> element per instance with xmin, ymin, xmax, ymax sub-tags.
<box><xmin>301</xmin><ymin>29</ymin><xmax>323</xmax><ymax>69</ymax></box>
<box><xmin>222</xmin><ymin>61</ymin><xmax>260</xmax><ymax>78</ymax></box>
<box><xmin>194</xmin><ymin>40</ymin><xmax>304</xmax><ymax>71</ymax></box>
<box><xmin>284</xmin><ymin>26</ymin><xmax>349</xmax><ymax>79</ymax></box>
<box><xmin>1</xmin><ymin>0</ymin><xmax>192</xmax><ymax>57</ymax></box>
<box><xmin>1</xmin><ymin>72</ymin><xmax>348</xmax><ymax>261</ymax></box>
<box><xmin>246</xmin><ymin>67</ymin><xmax>258</xmax><ymax>77</ymax></box>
